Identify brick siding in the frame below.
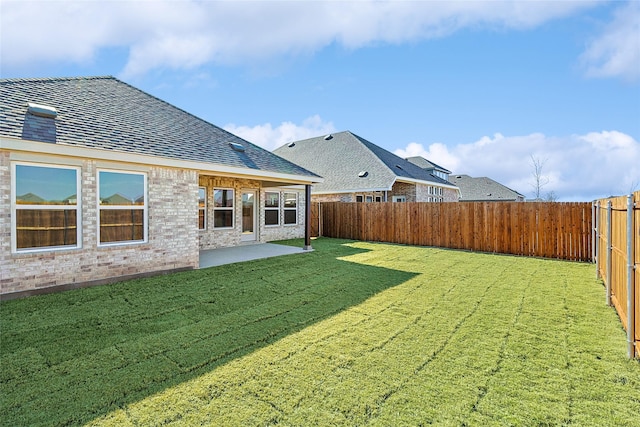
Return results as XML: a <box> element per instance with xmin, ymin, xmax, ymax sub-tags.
<box><xmin>1</xmin><ymin>156</ymin><xmax>200</xmax><ymax>296</ymax></box>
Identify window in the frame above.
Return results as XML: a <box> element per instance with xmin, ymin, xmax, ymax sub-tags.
<box><xmin>392</xmin><ymin>195</ymin><xmax>406</xmax><ymax>202</ymax></box>
<box><xmin>265</xmin><ymin>192</ymin><xmax>280</xmax><ymax>226</ymax></box>
<box><xmin>198</xmin><ymin>187</ymin><xmax>206</xmax><ymax>230</ymax></box>
<box><xmin>283</xmin><ymin>192</ymin><xmax>297</xmax><ymax>225</ymax></box>
<box><xmin>13</xmin><ymin>163</ymin><xmax>80</xmax><ymax>252</ymax></box>
<box><xmin>213</xmin><ymin>189</ymin><xmax>234</xmax><ymax>228</ymax></box>
<box><xmin>98</xmin><ymin>170</ymin><xmax>146</xmax><ymax>245</ymax></box>
<box><xmin>365</xmin><ymin>195</ymin><xmax>373</xmax><ymax>202</ymax></box>
<box><xmin>375</xmin><ymin>196</ymin><xmax>382</xmax><ymax>202</ymax></box>
<box><xmin>356</xmin><ymin>195</ymin><xmax>364</xmax><ymax>202</ymax></box>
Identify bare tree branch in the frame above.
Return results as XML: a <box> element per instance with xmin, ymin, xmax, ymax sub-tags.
<box><xmin>530</xmin><ymin>155</ymin><xmax>549</xmax><ymax>200</ymax></box>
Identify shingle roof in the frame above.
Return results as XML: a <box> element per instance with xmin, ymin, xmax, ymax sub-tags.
<box><xmin>0</xmin><ymin>76</ymin><xmax>319</xmax><ymax>180</ymax></box>
<box><xmin>406</xmin><ymin>156</ymin><xmax>451</xmax><ymax>174</ymax></box>
<box><xmin>448</xmin><ymin>174</ymin><xmax>525</xmax><ymax>201</ymax></box>
<box><xmin>273</xmin><ymin>131</ymin><xmax>453</xmax><ymax>193</ymax></box>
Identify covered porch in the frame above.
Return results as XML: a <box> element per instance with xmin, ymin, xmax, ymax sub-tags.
<box><xmin>199</xmin><ymin>242</ymin><xmax>310</xmax><ymax>268</ymax></box>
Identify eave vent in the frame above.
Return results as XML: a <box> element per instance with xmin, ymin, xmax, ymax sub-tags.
<box><xmin>323</xmin><ymin>134</ymin><xmax>333</xmax><ymax>141</ymax></box>
<box><xmin>27</xmin><ymin>102</ymin><xmax>57</xmax><ymax>118</ymax></box>
<box><xmin>229</xmin><ymin>142</ymin><xmax>246</xmax><ymax>152</ymax></box>
<box><xmin>288</xmin><ymin>142</ymin><xmax>296</xmax><ymax>147</ymax></box>
<box><xmin>358</xmin><ymin>171</ymin><xmax>369</xmax><ymax>178</ymax></box>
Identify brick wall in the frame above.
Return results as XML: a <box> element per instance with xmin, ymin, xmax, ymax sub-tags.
<box><xmin>198</xmin><ymin>175</ymin><xmax>306</xmax><ymax>249</ymax></box>
<box><xmin>1</xmin><ymin>155</ymin><xmax>200</xmax><ymax>296</ymax></box>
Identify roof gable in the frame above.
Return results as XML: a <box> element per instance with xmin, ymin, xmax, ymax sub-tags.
<box><xmin>449</xmin><ymin>174</ymin><xmax>525</xmax><ymax>201</ymax></box>
<box><xmin>274</xmin><ymin>131</ymin><xmax>452</xmax><ymax>193</ymax></box>
<box><xmin>0</xmin><ymin>76</ymin><xmax>319</xmax><ymax>181</ymax></box>
<box><xmin>406</xmin><ymin>156</ymin><xmax>451</xmax><ymax>174</ymax></box>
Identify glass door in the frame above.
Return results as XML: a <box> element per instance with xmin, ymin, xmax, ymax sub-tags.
<box><xmin>241</xmin><ymin>191</ymin><xmax>257</xmax><ymax>241</ymax></box>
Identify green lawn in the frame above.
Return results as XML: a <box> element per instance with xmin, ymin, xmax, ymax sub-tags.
<box><xmin>1</xmin><ymin>238</ymin><xmax>638</xmax><ymax>426</ymax></box>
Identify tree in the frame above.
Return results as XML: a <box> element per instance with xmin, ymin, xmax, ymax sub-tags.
<box><xmin>545</xmin><ymin>191</ymin><xmax>558</xmax><ymax>202</ymax></box>
<box><xmin>530</xmin><ymin>155</ymin><xmax>549</xmax><ymax>200</ymax></box>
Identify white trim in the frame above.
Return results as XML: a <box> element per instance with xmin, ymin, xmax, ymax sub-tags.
<box><xmin>283</xmin><ymin>191</ymin><xmax>298</xmax><ymax>226</ymax></box>
<box><xmin>11</xmin><ymin>161</ymin><xmax>82</xmax><ymax>253</ymax></box>
<box><xmin>97</xmin><ymin>169</ymin><xmax>148</xmax><ymax>247</ymax></box>
<box><xmin>264</xmin><ymin>191</ymin><xmax>280</xmax><ymax>227</ymax></box>
<box><xmin>394</xmin><ymin>176</ymin><xmax>458</xmax><ymax>190</ymax></box>
<box><xmin>1</xmin><ymin>137</ymin><xmax>322</xmax><ymax>185</ymax></box>
<box><xmin>312</xmin><ymin>187</ymin><xmax>391</xmax><ymax>195</ymax></box>
<box><xmin>212</xmin><ymin>187</ymin><xmax>235</xmax><ymax>229</ymax></box>
<box><xmin>198</xmin><ymin>186</ymin><xmax>207</xmax><ymax>231</ymax></box>
<box><xmin>241</xmin><ymin>189</ymin><xmax>258</xmax><ymax>242</ymax></box>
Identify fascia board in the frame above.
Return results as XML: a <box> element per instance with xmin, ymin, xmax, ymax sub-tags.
<box><xmin>312</xmin><ymin>187</ymin><xmax>392</xmax><ymax>195</ymax></box>
<box><xmin>394</xmin><ymin>176</ymin><xmax>459</xmax><ymax>190</ymax></box>
<box><xmin>1</xmin><ymin>137</ymin><xmax>323</xmax><ymax>185</ymax></box>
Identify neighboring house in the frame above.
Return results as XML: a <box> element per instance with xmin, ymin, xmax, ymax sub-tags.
<box><xmin>1</xmin><ymin>76</ymin><xmax>321</xmax><ymax>297</ymax></box>
<box><xmin>448</xmin><ymin>174</ymin><xmax>525</xmax><ymax>202</ymax></box>
<box><xmin>273</xmin><ymin>131</ymin><xmax>459</xmax><ymax>203</ymax></box>
<box><xmin>406</xmin><ymin>156</ymin><xmax>451</xmax><ymax>182</ymax></box>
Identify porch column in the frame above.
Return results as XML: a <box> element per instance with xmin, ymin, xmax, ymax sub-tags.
<box><xmin>304</xmin><ymin>184</ymin><xmax>312</xmax><ymax>250</ymax></box>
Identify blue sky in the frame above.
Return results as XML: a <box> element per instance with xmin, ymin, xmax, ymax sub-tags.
<box><xmin>2</xmin><ymin>0</ymin><xmax>639</xmax><ymax>201</ymax></box>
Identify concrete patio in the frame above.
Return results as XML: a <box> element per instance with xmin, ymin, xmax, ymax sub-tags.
<box><xmin>199</xmin><ymin>243</ymin><xmax>310</xmax><ymax>268</ymax></box>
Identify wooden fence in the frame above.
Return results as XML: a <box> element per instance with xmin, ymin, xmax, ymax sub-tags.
<box><xmin>318</xmin><ymin>201</ymin><xmax>592</xmax><ymax>261</ymax></box>
<box><xmin>594</xmin><ymin>191</ymin><xmax>639</xmax><ymax>358</ymax></box>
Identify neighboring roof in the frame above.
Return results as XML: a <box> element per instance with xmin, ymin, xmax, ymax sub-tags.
<box><xmin>0</xmin><ymin>76</ymin><xmax>320</xmax><ymax>182</ymax></box>
<box><xmin>406</xmin><ymin>156</ymin><xmax>451</xmax><ymax>174</ymax></box>
<box><xmin>449</xmin><ymin>174</ymin><xmax>525</xmax><ymax>201</ymax></box>
<box><xmin>273</xmin><ymin>131</ymin><xmax>454</xmax><ymax>193</ymax></box>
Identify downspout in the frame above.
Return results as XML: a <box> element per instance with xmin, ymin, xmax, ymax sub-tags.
<box><xmin>626</xmin><ymin>194</ymin><xmax>636</xmax><ymax>358</ymax></box>
<box><xmin>304</xmin><ymin>184</ymin><xmax>312</xmax><ymax>250</ymax></box>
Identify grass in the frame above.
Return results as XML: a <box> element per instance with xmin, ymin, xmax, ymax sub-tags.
<box><xmin>1</xmin><ymin>238</ymin><xmax>638</xmax><ymax>426</ymax></box>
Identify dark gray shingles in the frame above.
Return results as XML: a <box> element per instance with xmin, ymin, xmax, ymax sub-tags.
<box><xmin>0</xmin><ymin>76</ymin><xmax>319</xmax><ymax>180</ymax></box>
<box><xmin>274</xmin><ymin>131</ymin><xmax>452</xmax><ymax>193</ymax></box>
<box><xmin>406</xmin><ymin>156</ymin><xmax>451</xmax><ymax>174</ymax></box>
<box><xmin>448</xmin><ymin>174</ymin><xmax>525</xmax><ymax>201</ymax></box>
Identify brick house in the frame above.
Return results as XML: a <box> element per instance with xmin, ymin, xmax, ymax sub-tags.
<box><xmin>273</xmin><ymin>131</ymin><xmax>459</xmax><ymax>203</ymax></box>
<box><xmin>0</xmin><ymin>76</ymin><xmax>321</xmax><ymax>298</ymax></box>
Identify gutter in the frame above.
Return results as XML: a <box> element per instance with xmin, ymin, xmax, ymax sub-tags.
<box><xmin>1</xmin><ymin>136</ymin><xmax>324</xmax><ymax>186</ymax></box>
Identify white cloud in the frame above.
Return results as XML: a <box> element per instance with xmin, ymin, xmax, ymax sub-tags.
<box><xmin>0</xmin><ymin>0</ymin><xmax>597</xmax><ymax>77</ymax></box>
<box><xmin>224</xmin><ymin>115</ymin><xmax>336</xmax><ymax>151</ymax></box>
<box><xmin>393</xmin><ymin>131</ymin><xmax>640</xmax><ymax>201</ymax></box>
<box><xmin>580</xmin><ymin>1</ymin><xmax>640</xmax><ymax>82</ymax></box>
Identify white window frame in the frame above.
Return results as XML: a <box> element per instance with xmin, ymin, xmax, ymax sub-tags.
<box><xmin>356</xmin><ymin>195</ymin><xmax>364</xmax><ymax>202</ymax></box>
<box><xmin>198</xmin><ymin>187</ymin><xmax>207</xmax><ymax>230</ymax></box>
<box><xmin>11</xmin><ymin>162</ymin><xmax>82</xmax><ymax>253</ymax></box>
<box><xmin>365</xmin><ymin>195</ymin><xmax>373</xmax><ymax>203</ymax></box>
<box><xmin>213</xmin><ymin>188</ymin><xmax>235</xmax><ymax>229</ymax></box>
<box><xmin>392</xmin><ymin>195</ymin><xmax>406</xmax><ymax>202</ymax></box>
<box><xmin>283</xmin><ymin>192</ymin><xmax>298</xmax><ymax>226</ymax></box>
<box><xmin>264</xmin><ymin>191</ymin><xmax>280</xmax><ymax>227</ymax></box>
<box><xmin>97</xmin><ymin>169</ymin><xmax>148</xmax><ymax>247</ymax></box>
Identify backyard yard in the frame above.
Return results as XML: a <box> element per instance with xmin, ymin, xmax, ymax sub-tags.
<box><xmin>1</xmin><ymin>237</ymin><xmax>639</xmax><ymax>426</ymax></box>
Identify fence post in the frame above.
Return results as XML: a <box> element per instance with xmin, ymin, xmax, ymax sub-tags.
<box><xmin>626</xmin><ymin>194</ymin><xmax>636</xmax><ymax>358</ymax></box>
<box><xmin>606</xmin><ymin>201</ymin><xmax>612</xmax><ymax>306</ymax></box>
<box><xmin>592</xmin><ymin>200</ymin><xmax>600</xmax><ymax>279</ymax></box>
